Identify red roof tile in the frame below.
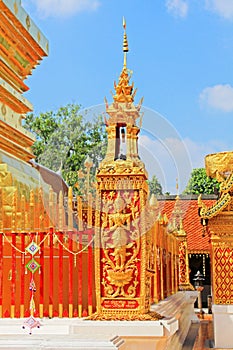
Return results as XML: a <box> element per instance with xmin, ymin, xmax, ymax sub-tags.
<box><xmin>156</xmin><ymin>196</ymin><xmax>216</xmax><ymax>253</ymax></box>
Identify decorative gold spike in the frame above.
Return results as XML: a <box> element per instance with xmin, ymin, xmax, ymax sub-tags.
<box><xmin>68</xmin><ymin>187</ymin><xmax>73</xmax><ymax>231</ymax></box>
<box><xmin>88</xmin><ymin>305</ymin><xmax>93</xmax><ymax>316</ymax></box>
<box><xmin>12</xmin><ymin>191</ymin><xmax>17</xmax><ymax>233</ymax></box>
<box><xmin>49</xmin><ymin>304</ymin><xmax>53</xmax><ymax>318</ymax></box>
<box><xmin>78</xmin><ymin>304</ymin><xmax>82</xmax><ymax>318</ymax></box>
<box><xmin>77</xmin><ymin>195</ymin><xmax>83</xmax><ymax>231</ymax></box>
<box><xmin>29</xmin><ymin>190</ymin><xmax>35</xmax><ymax>231</ymax></box>
<box><xmin>21</xmin><ymin>194</ymin><xmax>26</xmax><ymax>232</ymax></box>
<box><xmin>87</xmin><ymin>193</ymin><xmax>92</xmax><ymax>229</ymax></box>
<box><xmin>59</xmin><ymin>304</ymin><xmax>63</xmax><ymax>318</ymax></box>
<box><xmin>49</xmin><ymin>187</ymin><xmax>54</xmax><ymax>229</ymax></box>
<box><xmin>69</xmin><ymin>304</ymin><xmax>73</xmax><ymax>318</ymax></box>
<box><xmin>10</xmin><ymin>305</ymin><xmax>15</xmax><ymax>318</ymax></box>
<box><xmin>176</xmin><ymin>178</ymin><xmax>179</xmax><ymax>194</ymax></box>
<box><xmin>39</xmin><ymin>304</ymin><xmax>43</xmax><ymax>318</ymax></box>
<box><xmin>58</xmin><ymin>191</ymin><xmax>64</xmax><ymax>231</ymax></box>
<box><xmin>20</xmin><ymin>305</ymin><xmax>24</xmax><ymax>318</ymax></box>
<box><xmin>38</xmin><ymin>188</ymin><xmax>44</xmax><ymax>232</ymax></box>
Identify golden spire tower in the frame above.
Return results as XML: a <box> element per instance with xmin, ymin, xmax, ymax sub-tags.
<box><xmin>93</xmin><ymin>19</ymin><xmax>157</xmax><ymax>320</ymax></box>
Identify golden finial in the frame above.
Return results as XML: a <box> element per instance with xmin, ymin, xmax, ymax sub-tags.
<box><xmin>176</xmin><ymin>178</ymin><xmax>179</xmax><ymax>194</ymax></box>
<box><xmin>112</xmin><ymin>17</ymin><xmax>135</xmax><ymax>103</ymax></box>
<box><xmin>123</xmin><ymin>17</ymin><xmax>128</xmax><ymax>68</ymax></box>
<box><xmin>123</xmin><ymin>16</ymin><xmax>126</xmax><ymax>30</ymax></box>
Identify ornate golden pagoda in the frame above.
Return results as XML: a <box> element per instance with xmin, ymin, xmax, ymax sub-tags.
<box><xmin>168</xmin><ymin>194</ymin><xmax>194</xmax><ymax>291</ymax></box>
<box><xmin>92</xmin><ymin>19</ymin><xmax>158</xmax><ymax>320</ymax></box>
<box><xmin>0</xmin><ymin>0</ymin><xmax>57</xmax><ymax>233</ymax></box>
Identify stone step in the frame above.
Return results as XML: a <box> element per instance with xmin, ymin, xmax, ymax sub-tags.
<box><xmin>0</xmin><ymin>319</ymin><xmax>123</xmax><ymax>349</ymax></box>
<box><xmin>0</xmin><ymin>335</ymin><xmax>123</xmax><ymax>349</ymax></box>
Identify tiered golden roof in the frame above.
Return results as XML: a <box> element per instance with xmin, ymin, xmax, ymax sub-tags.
<box><xmin>0</xmin><ymin>0</ymin><xmax>49</xmax><ymax>162</ymax></box>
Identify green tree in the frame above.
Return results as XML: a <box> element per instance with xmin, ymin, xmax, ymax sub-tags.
<box><xmin>183</xmin><ymin>168</ymin><xmax>220</xmax><ymax>195</ymax></box>
<box><xmin>24</xmin><ymin>104</ymin><xmax>107</xmax><ymax>190</ymax></box>
<box><xmin>24</xmin><ymin>110</ymin><xmax>60</xmax><ymax>159</ymax></box>
<box><xmin>148</xmin><ymin>175</ymin><xmax>163</xmax><ymax>195</ymax></box>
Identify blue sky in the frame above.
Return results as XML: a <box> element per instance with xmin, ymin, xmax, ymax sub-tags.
<box><xmin>21</xmin><ymin>0</ymin><xmax>233</xmax><ymax>193</ymax></box>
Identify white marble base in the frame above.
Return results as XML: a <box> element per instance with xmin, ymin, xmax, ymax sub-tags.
<box><xmin>0</xmin><ymin>291</ymin><xmax>198</xmax><ymax>349</ymax></box>
<box><xmin>150</xmin><ymin>291</ymin><xmax>198</xmax><ymax>350</ymax></box>
<box><xmin>213</xmin><ymin>304</ymin><xmax>233</xmax><ymax>349</ymax></box>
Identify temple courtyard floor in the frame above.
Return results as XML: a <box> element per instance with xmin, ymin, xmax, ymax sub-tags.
<box><xmin>183</xmin><ymin>311</ymin><xmax>232</xmax><ymax>350</ymax></box>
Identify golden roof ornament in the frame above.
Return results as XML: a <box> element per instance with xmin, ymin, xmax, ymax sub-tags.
<box><xmin>113</xmin><ymin>17</ymin><xmax>136</xmax><ymax>103</ymax></box>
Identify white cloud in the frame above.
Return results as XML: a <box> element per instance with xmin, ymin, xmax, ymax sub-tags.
<box><xmin>199</xmin><ymin>84</ymin><xmax>233</xmax><ymax>112</ymax></box>
<box><xmin>28</xmin><ymin>0</ymin><xmax>100</xmax><ymax>17</ymax></box>
<box><xmin>205</xmin><ymin>0</ymin><xmax>233</xmax><ymax>20</ymax></box>
<box><xmin>166</xmin><ymin>0</ymin><xmax>188</xmax><ymax>18</ymax></box>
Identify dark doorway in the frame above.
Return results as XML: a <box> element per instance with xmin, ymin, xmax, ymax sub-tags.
<box><xmin>189</xmin><ymin>253</ymin><xmax>211</xmax><ymax>308</ymax></box>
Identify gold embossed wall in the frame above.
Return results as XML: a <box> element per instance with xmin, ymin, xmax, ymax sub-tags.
<box><xmin>199</xmin><ymin>151</ymin><xmax>233</xmax><ymax>305</ymax></box>
<box><xmin>212</xmin><ymin>244</ymin><xmax>233</xmax><ymax>304</ymax></box>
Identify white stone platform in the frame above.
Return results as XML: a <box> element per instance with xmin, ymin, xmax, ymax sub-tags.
<box><xmin>212</xmin><ymin>304</ymin><xmax>233</xmax><ymax>349</ymax></box>
<box><xmin>0</xmin><ymin>291</ymin><xmax>198</xmax><ymax>350</ymax></box>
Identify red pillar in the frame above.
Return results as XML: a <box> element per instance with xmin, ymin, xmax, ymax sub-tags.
<box><xmin>88</xmin><ymin>229</ymin><xmax>93</xmax><ymax>315</ymax></box>
<box><xmin>11</xmin><ymin>233</ymin><xmax>16</xmax><ymax>318</ymax></box>
<box><xmin>68</xmin><ymin>231</ymin><xmax>73</xmax><ymax>317</ymax></box>
<box><xmin>49</xmin><ymin>228</ymin><xmax>53</xmax><ymax>318</ymax></box>
<box><xmin>0</xmin><ymin>233</ymin><xmax>3</xmax><ymax>318</ymax></box>
<box><xmin>20</xmin><ymin>233</ymin><xmax>25</xmax><ymax>318</ymax></box>
<box><xmin>39</xmin><ymin>232</ymin><xmax>44</xmax><ymax>318</ymax></box>
<box><xmin>58</xmin><ymin>232</ymin><xmax>63</xmax><ymax>317</ymax></box>
<box><xmin>78</xmin><ymin>231</ymin><xmax>82</xmax><ymax>317</ymax></box>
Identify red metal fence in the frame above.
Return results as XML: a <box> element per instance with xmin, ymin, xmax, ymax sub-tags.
<box><xmin>0</xmin><ymin>224</ymin><xmax>179</xmax><ymax>318</ymax></box>
<box><xmin>0</xmin><ymin>187</ymin><xmax>179</xmax><ymax>318</ymax></box>
<box><xmin>0</xmin><ymin>230</ymin><xmax>95</xmax><ymax>318</ymax></box>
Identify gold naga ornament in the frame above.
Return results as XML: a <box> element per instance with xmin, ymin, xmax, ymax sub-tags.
<box><xmin>91</xmin><ymin>18</ymin><xmax>162</xmax><ymax>320</ymax></box>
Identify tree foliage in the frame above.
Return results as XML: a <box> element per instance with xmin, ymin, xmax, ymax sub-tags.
<box><xmin>148</xmin><ymin>175</ymin><xmax>163</xmax><ymax>195</ymax></box>
<box><xmin>24</xmin><ymin>104</ymin><xmax>107</xmax><ymax>190</ymax></box>
<box><xmin>183</xmin><ymin>168</ymin><xmax>220</xmax><ymax>195</ymax></box>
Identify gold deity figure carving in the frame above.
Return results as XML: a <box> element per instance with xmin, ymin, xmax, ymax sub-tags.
<box><xmin>102</xmin><ymin>192</ymin><xmax>132</xmax><ymax>271</ymax></box>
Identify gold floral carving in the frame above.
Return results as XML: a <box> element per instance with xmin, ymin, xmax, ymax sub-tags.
<box><xmin>101</xmin><ymin>191</ymin><xmax>140</xmax><ymax>299</ymax></box>
<box><xmin>213</xmin><ymin>246</ymin><xmax>233</xmax><ymax>304</ymax></box>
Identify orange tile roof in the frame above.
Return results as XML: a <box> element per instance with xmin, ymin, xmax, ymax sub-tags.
<box><xmin>156</xmin><ymin>196</ymin><xmax>216</xmax><ymax>254</ymax></box>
